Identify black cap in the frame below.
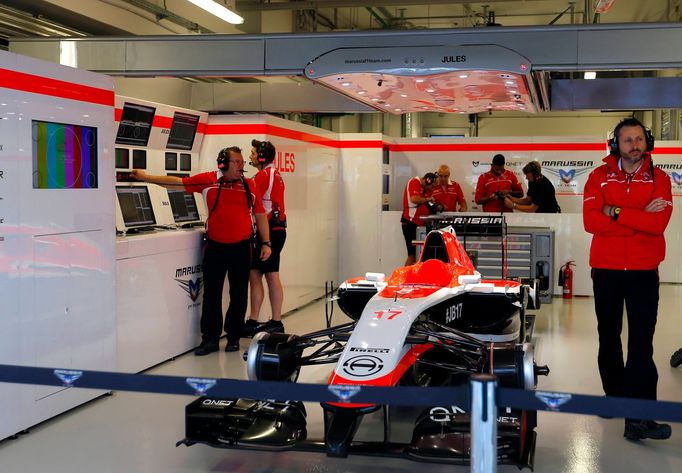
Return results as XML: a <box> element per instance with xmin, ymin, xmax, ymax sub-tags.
<box><xmin>423</xmin><ymin>172</ymin><xmax>436</xmax><ymax>185</ymax></box>
<box><xmin>492</xmin><ymin>154</ymin><xmax>505</xmax><ymax>166</ymax></box>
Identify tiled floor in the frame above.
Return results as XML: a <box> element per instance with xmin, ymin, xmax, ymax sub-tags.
<box><xmin>2</xmin><ymin>286</ymin><xmax>682</xmax><ymax>472</ymax></box>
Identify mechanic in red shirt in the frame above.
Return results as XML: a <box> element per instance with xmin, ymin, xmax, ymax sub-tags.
<box><xmin>401</xmin><ymin>172</ymin><xmax>436</xmax><ymax>266</ymax></box>
<box><xmin>242</xmin><ymin>140</ymin><xmax>288</xmax><ymax>337</ymax></box>
<box><xmin>132</xmin><ymin>146</ymin><xmax>271</xmax><ymax>356</ymax></box>
<box><xmin>474</xmin><ymin>154</ymin><xmax>523</xmax><ymax>212</ymax></box>
<box><xmin>432</xmin><ymin>164</ymin><xmax>468</xmax><ymax>212</ymax></box>
<box><xmin>583</xmin><ymin>118</ymin><xmax>673</xmax><ymax>441</ymax></box>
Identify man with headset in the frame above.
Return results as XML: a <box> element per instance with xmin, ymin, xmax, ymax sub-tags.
<box><xmin>583</xmin><ymin>117</ymin><xmax>673</xmax><ymax>441</ymax></box>
<box><xmin>242</xmin><ymin>140</ymin><xmax>288</xmax><ymax>337</ymax></box>
<box><xmin>132</xmin><ymin>146</ymin><xmax>271</xmax><ymax>355</ymax></box>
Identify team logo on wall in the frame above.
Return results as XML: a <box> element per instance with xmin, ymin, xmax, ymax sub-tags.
<box><xmin>176</xmin><ymin>277</ymin><xmax>203</xmax><ymax>302</ymax></box>
<box><xmin>672</xmin><ymin>172</ymin><xmax>682</xmax><ymax>186</ymax></box>
<box><xmin>542</xmin><ymin>160</ymin><xmax>593</xmax><ymax>192</ymax></box>
<box><xmin>657</xmin><ymin>164</ymin><xmax>682</xmax><ymax>190</ymax></box>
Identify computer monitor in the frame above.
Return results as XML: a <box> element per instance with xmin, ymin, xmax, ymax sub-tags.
<box><xmin>165</xmin><ymin>152</ymin><xmax>178</xmax><ymax>171</ymax></box>
<box><xmin>179</xmin><ymin>153</ymin><xmax>191</xmax><ymax>171</ymax></box>
<box><xmin>167</xmin><ymin>189</ymin><xmax>201</xmax><ymax>224</ymax></box>
<box><xmin>166</xmin><ymin>112</ymin><xmax>200</xmax><ymax>150</ymax></box>
<box><xmin>132</xmin><ymin>149</ymin><xmax>147</xmax><ymax>169</ymax></box>
<box><xmin>116</xmin><ymin>102</ymin><xmax>156</xmax><ymax>147</ymax></box>
<box><xmin>116</xmin><ymin>186</ymin><xmax>156</xmax><ymax>228</ymax></box>
<box><xmin>115</xmin><ymin>148</ymin><xmax>130</xmax><ymax>168</ymax></box>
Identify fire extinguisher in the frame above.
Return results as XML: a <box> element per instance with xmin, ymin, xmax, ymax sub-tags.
<box><xmin>558</xmin><ymin>261</ymin><xmax>575</xmax><ymax>299</ymax></box>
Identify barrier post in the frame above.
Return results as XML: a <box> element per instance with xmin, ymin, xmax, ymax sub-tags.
<box><xmin>470</xmin><ymin>373</ymin><xmax>497</xmax><ymax>473</ymax></box>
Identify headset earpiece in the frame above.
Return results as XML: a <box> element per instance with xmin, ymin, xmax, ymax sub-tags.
<box><xmin>216</xmin><ymin>148</ymin><xmax>229</xmax><ymax>170</ymax></box>
<box><xmin>257</xmin><ymin>141</ymin><xmax>268</xmax><ymax>163</ymax></box>
<box><xmin>609</xmin><ymin>118</ymin><xmax>655</xmax><ymax>156</ymax></box>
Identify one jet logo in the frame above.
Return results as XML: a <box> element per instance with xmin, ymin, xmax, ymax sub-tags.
<box><xmin>176</xmin><ymin>277</ymin><xmax>202</xmax><ymax>302</ymax></box>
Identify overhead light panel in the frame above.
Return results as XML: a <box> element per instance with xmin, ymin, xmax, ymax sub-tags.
<box><xmin>186</xmin><ymin>0</ymin><xmax>243</xmax><ymax>25</ymax></box>
<box><xmin>305</xmin><ymin>45</ymin><xmax>545</xmax><ymax>114</ymax></box>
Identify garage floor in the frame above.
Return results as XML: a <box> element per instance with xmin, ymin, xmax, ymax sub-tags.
<box><xmin>2</xmin><ymin>286</ymin><xmax>682</xmax><ymax>473</ymax></box>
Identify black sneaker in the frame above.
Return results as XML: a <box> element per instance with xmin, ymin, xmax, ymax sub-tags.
<box><xmin>225</xmin><ymin>341</ymin><xmax>240</xmax><ymax>352</ymax></box>
<box><xmin>241</xmin><ymin>319</ymin><xmax>263</xmax><ymax>338</ymax></box>
<box><xmin>624</xmin><ymin>420</ymin><xmax>672</xmax><ymax>441</ymax></box>
<box><xmin>194</xmin><ymin>341</ymin><xmax>219</xmax><ymax>356</ymax></box>
<box><xmin>263</xmin><ymin>320</ymin><xmax>284</xmax><ymax>333</ymax></box>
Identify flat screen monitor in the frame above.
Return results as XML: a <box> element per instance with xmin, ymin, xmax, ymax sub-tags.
<box><xmin>166</xmin><ymin>112</ymin><xmax>200</xmax><ymax>150</ymax></box>
<box><xmin>32</xmin><ymin>120</ymin><xmax>98</xmax><ymax>189</ymax></box>
<box><xmin>167</xmin><ymin>189</ymin><xmax>200</xmax><ymax>223</ymax></box>
<box><xmin>165</xmin><ymin>152</ymin><xmax>178</xmax><ymax>171</ymax></box>
<box><xmin>116</xmin><ymin>102</ymin><xmax>156</xmax><ymax>147</ymax></box>
<box><xmin>179</xmin><ymin>153</ymin><xmax>192</xmax><ymax>171</ymax></box>
<box><xmin>116</xmin><ymin>186</ymin><xmax>156</xmax><ymax>227</ymax></box>
<box><xmin>132</xmin><ymin>149</ymin><xmax>147</xmax><ymax>169</ymax></box>
<box><xmin>115</xmin><ymin>148</ymin><xmax>130</xmax><ymax>168</ymax></box>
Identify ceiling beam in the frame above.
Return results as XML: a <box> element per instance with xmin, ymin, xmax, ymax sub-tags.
<box><xmin>236</xmin><ymin>0</ymin><xmax>551</xmax><ymax>11</ymax></box>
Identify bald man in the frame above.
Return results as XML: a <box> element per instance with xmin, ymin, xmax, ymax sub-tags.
<box><xmin>432</xmin><ymin>164</ymin><xmax>468</xmax><ymax>212</ymax></box>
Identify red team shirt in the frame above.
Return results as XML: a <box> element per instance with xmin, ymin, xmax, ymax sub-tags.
<box><xmin>475</xmin><ymin>169</ymin><xmax>523</xmax><ymax>213</ymax></box>
<box><xmin>402</xmin><ymin>176</ymin><xmax>432</xmax><ymax>225</ymax></box>
<box><xmin>253</xmin><ymin>164</ymin><xmax>286</xmax><ymax>221</ymax></box>
<box><xmin>432</xmin><ymin>181</ymin><xmax>466</xmax><ymax>211</ymax></box>
<box><xmin>183</xmin><ymin>171</ymin><xmax>264</xmax><ymax>244</ymax></box>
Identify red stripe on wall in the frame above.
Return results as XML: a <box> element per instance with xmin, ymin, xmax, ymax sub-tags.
<box><xmin>205</xmin><ymin>124</ymin><xmax>268</xmax><ymax>135</ymax></box>
<box><xmin>0</xmin><ymin>68</ymin><xmax>114</xmax><ymax>106</ymax></box>
<box><xmin>206</xmin><ymin>123</ymin><xmax>381</xmax><ymax>148</ymax></box>
<box><xmin>654</xmin><ymin>147</ymin><xmax>682</xmax><ymax>154</ymax></box>
<box><xmin>152</xmin><ymin>115</ymin><xmax>173</xmax><ymax>129</ymax></box>
<box><xmin>389</xmin><ymin>142</ymin><xmax>606</xmax><ymax>152</ymax></box>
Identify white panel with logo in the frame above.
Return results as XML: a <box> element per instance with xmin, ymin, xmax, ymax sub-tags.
<box><xmin>112</xmin><ymin>95</ymin><xmax>208</xmax><ymax>370</ymax></box>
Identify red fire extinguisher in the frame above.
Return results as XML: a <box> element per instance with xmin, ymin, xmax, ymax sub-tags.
<box><xmin>559</xmin><ymin>261</ymin><xmax>575</xmax><ymax>299</ymax></box>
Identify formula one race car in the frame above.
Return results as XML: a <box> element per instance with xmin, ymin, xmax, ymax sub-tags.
<box><xmin>178</xmin><ymin>226</ymin><xmax>549</xmax><ymax>468</ymax></box>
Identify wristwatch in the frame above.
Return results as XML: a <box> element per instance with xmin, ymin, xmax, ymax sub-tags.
<box><xmin>612</xmin><ymin>207</ymin><xmax>621</xmax><ymax>221</ymax></box>
<box><xmin>262</xmin><ymin>240</ymin><xmax>272</xmax><ymax>247</ymax></box>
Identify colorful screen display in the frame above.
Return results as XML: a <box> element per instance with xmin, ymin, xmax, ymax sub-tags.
<box><xmin>32</xmin><ymin>120</ymin><xmax>98</xmax><ymax>189</ymax></box>
<box><xmin>115</xmin><ymin>148</ymin><xmax>130</xmax><ymax>168</ymax></box>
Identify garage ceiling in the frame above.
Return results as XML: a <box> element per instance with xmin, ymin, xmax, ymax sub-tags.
<box><xmin>4</xmin><ymin>1</ymin><xmax>682</xmax><ymax>114</ymax></box>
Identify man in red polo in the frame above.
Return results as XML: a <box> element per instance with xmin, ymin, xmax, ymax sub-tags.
<box><xmin>475</xmin><ymin>154</ymin><xmax>523</xmax><ymax>212</ymax></box>
<box><xmin>401</xmin><ymin>172</ymin><xmax>436</xmax><ymax>266</ymax></box>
